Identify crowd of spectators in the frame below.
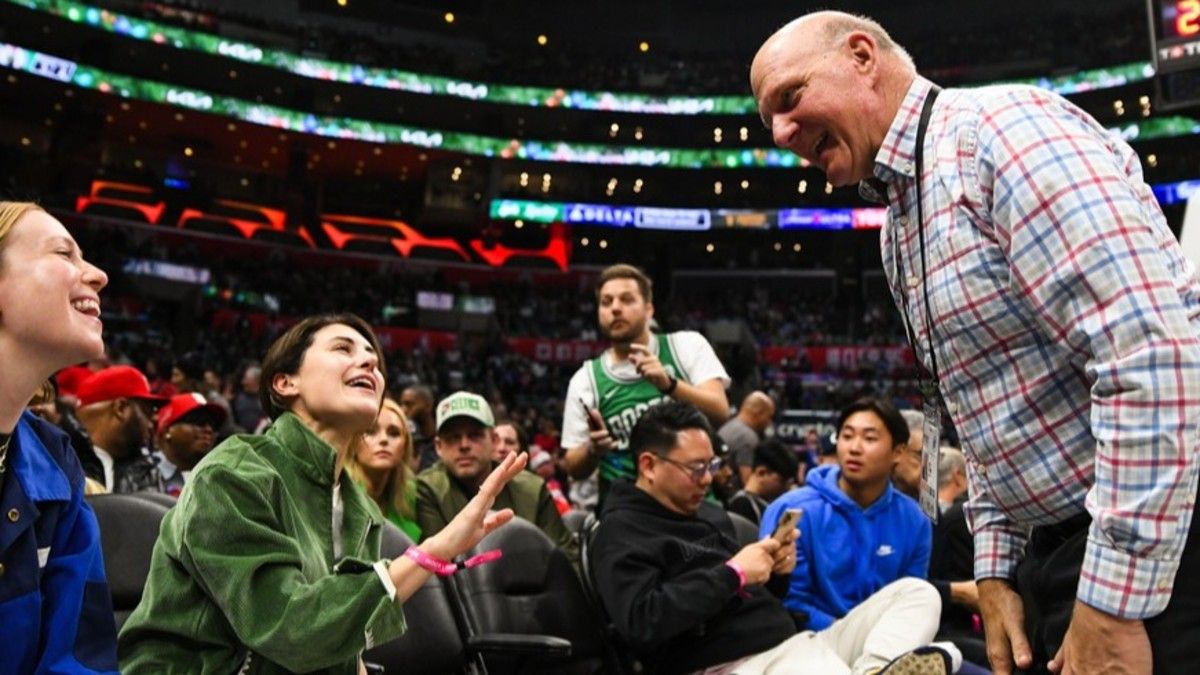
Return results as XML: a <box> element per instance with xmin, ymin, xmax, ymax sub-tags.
<box><xmin>66</xmin><ymin>218</ymin><xmax>919</xmax><ymax>425</ymax></box>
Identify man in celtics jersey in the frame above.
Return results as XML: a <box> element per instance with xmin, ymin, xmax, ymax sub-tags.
<box><xmin>561</xmin><ymin>263</ymin><xmax>730</xmax><ymax>503</ymax></box>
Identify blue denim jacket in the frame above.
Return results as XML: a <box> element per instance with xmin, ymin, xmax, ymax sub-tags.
<box><xmin>0</xmin><ymin>412</ymin><xmax>118</xmax><ymax>674</ymax></box>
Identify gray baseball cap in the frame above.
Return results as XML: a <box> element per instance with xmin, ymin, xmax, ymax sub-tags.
<box><xmin>435</xmin><ymin>391</ymin><xmax>495</xmax><ymax>432</ymax></box>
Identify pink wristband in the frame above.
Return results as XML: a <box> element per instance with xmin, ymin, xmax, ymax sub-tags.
<box><xmin>724</xmin><ymin>560</ymin><xmax>747</xmax><ymax>591</ymax></box>
<box><xmin>404</xmin><ymin>547</ymin><xmax>503</xmax><ymax>576</ymax></box>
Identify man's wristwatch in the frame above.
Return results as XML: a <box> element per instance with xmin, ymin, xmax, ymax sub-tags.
<box><xmin>660</xmin><ymin>376</ymin><xmax>678</xmax><ymax>395</ymax></box>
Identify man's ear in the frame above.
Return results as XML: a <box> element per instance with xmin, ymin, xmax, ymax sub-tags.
<box><xmin>637</xmin><ymin>451</ymin><xmax>656</xmax><ymax>480</ymax></box>
<box><xmin>846</xmin><ymin>31</ymin><xmax>876</xmax><ymax>72</ymax></box>
<box><xmin>111</xmin><ymin>398</ymin><xmax>133</xmax><ymax>421</ymax></box>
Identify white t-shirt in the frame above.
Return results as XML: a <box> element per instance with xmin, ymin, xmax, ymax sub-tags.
<box><xmin>94</xmin><ymin>446</ymin><xmax>115</xmax><ymax>492</ymax></box>
<box><xmin>560</xmin><ymin>330</ymin><xmax>730</xmax><ymax>449</ymax></box>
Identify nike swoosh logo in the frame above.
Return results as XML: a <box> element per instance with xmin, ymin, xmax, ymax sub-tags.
<box><xmin>601</xmin><ymin>389</ymin><xmax>619</xmax><ymax>403</ymax></box>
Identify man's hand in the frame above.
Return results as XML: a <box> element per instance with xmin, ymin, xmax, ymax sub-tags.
<box><xmin>950</xmin><ymin>580</ymin><xmax>980</xmax><ymax>612</ymax></box>
<box><xmin>978</xmin><ymin>578</ymin><xmax>1033</xmax><ymax>675</ymax></box>
<box><xmin>1048</xmin><ymin>601</ymin><xmax>1151</xmax><ymax>674</ymax></box>
<box><xmin>770</xmin><ymin>528</ymin><xmax>798</xmax><ymax>575</ymax></box>
<box><xmin>729</xmin><ymin>538</ymin><xmax>781</xmax><ymax>586</ymax></box>
<box><xmin>628</xmin><ymin>343</ymin><xmax>672</xmax><ymax>391</ymax></box>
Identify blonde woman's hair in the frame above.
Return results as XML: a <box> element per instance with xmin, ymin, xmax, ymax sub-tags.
<box><xmin>0</xmin><ymin>201</ymin><xmax>45</xmax><ymax>259</ymax></box>
<box><xmin>346</xmin><ymin>397</ymin><xmax>417</xmax><ymax>522</ymax></box>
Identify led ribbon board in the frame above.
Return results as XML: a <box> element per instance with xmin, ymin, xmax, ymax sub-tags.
<box><xmin>9</xmin><ymin>0</ymin><xmax>1158</xmax><ymax>114</ymax></box>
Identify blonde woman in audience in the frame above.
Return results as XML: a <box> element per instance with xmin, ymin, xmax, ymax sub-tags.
<box><xmin>119</xmin><ymin>313</ymin><xmax>526</xmax><ymax>674</ymax></box>
<box><xmin>0</xmin><ymin>201</ymin><xmax>118</xmax><ymax>671</ymax></box>
<box><xmin>348</xmin><ymin>397</ymin><xmax>422</xmax><ymax>541</ymax></box>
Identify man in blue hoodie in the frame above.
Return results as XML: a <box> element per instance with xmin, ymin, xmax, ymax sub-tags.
<box><xmin>761</xmin><ymin>397</ymin><xmax>931</xmax><ymax>630</ymax></box>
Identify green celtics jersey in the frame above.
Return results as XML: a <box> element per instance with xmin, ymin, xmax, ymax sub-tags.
<box><xmin>589</xmin><ymin>333</ymin><xmax>685</xmax><ymax>490</ymax></box>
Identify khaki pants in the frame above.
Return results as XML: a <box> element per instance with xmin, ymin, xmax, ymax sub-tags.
<box><xmin>696</xmin><ymin>578</ymin><xmax>944</xmax><ymax>675</ymax></box>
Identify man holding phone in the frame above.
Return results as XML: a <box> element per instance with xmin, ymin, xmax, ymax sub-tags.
<box><xmin>560</xmin><ymin>263</ymin><xmax>730</xmax><ymax>506</ymax></box>
<box><xmin>590</xmin><ymin>401</ymin><xmax>957</xmax><ymax>675</ymax></box>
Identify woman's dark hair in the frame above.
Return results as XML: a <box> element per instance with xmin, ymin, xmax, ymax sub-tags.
<box><xmin>259</xmin><ymin>313</ymin><xmax>384</xmax><ymax>420</ymax></box>
<box><xmin>835</xmin><ymin>397</ymin><xmax>910</xmax><ymax>448</ymax></box>
<box><xmin>628</xmin><ymin>400</ymin><xmax>713</xmax><ymax>459</ymax></box>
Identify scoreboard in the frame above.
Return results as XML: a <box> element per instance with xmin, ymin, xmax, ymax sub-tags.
<box><xmin>1149</xmin><ymin>0</ymin><xmax>1200</xmax><ymax>108</ymax></box>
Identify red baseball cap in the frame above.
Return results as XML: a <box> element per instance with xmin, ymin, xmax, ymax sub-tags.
<box><xmin>55</xmin><ymin>365</ymin><xmax>95</xmax><ymax>399</ymax></box>
<box><xmin>76</xmin><ymin>366</ymin><xmax>169</xmax><ymax>407</ymax></box>
<box><xmin>156</xmin><ymin>393</ymin><xmax>227</xmax><ymax>435</ymax></box>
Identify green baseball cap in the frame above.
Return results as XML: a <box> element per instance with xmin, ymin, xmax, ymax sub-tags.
<box><xmin>435</xmin><ymin>391</ymin><xmax>495</xmax><ymax>432</ymax></box>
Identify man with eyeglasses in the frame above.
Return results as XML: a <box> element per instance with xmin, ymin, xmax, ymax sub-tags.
<box><xmin>74</xmin><ymin>366</ymin><xmax>167</xmax><ymax>494</ymax></box>
<box><xmin>590</xmin><ymin>401</ymin><xmax>958</xmax><ymax>674</ymax></box>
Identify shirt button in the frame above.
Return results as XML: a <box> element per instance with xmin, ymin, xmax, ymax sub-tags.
<box><xmin>898</xmin><ymin>216</ymin><xmax>909</xmax><ymax>226</ymax></box>
<box><xmin>903</xmin><ymin>162</ymin><xmax>914</xmax><ymax>173</ymax></box>
<box><xmin>907</xmin><ymin>276</ymin><xmax>919</xmax><ymax>289</ymax></box>
<box><xmin>947</xmin><ymin>401</ymin><xmax>958</xmax><ymax>415</ymax></box>
<box><xmin>6</xmin><ymin>509</ymin><xmax>17</xmax><ymax>523</ymax></box>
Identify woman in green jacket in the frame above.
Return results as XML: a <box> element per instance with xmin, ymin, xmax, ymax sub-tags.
<box><xmin>119</xmin><ymin>314</ymin><xmax>526</xmax><ymax>674</ymax></box>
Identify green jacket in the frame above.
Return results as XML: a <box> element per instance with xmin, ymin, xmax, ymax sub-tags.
<box><xmin>119</xmin><ymin>413</ymin><xmax>407</xmax><ymax>674</ymax></box>
<box><xmin>415</xmin><ymin>462</ymin><xmax>580</xmax><ymax>570</ymax></box>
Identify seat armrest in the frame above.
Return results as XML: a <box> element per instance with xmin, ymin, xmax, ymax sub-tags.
<box><xmin>466</xmin><ymin>632</ymin><xmax>572</xmax><ymax>657</ymax></box>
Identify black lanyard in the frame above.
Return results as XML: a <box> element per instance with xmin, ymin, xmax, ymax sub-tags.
<box><xmin>893</xmin><ymin>86</ymin><xmax>942</xmax><ymax>397</ymax></box>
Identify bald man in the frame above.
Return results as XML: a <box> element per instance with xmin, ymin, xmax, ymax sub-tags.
<box><xmin>717</xmin><ymin>391</ymin><xmax>776</xmax><ymax>487</ymax></box>
<box><xmin>753</xmin><ymin>11</ymin><xmax>1200</xmax><ymax>675</ymax></box>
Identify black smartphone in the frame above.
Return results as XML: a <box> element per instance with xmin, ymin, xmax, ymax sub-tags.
<box><xmin>581</xmin><ymin>397</ymin><xmax>602</xmax><ymax>431</ymax></box>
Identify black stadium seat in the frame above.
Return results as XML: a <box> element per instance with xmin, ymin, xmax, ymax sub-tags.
<box><xmin>579</xmin><ymin>513</ymin><xmax>644</xmax><ymax>674</ymax></box>
<box><xmin>364</xmin><ymin>523</ymin><xmax>480</xmax><ymax>675</ymax></box>
<box><xmin>727</xmin><ymin>510</ymin><xmax>762</xmax><ymax>548</ymax></box>
<box><xmin>127</xmin><ymin>489</ymin><xmax>178</xmax><ymax>510</ymax></box>
<box><xmin>365</xmin><ymin>522</ymin><xmax>576</xmax><ymax>675</ymax></box>
<box><xmin>455</xmin><ymin>517</ymin><xmax>616</xmax><ymax>674</ymax></box>
<box><xmin>86</xmin><ymin>493</ymin><xmax>170</xmax><ymax>630</ymax></box>
<box><xmin>560</xmin><ymin>509</ymin><xmax>589</xmax><ymax>541</ymax></box>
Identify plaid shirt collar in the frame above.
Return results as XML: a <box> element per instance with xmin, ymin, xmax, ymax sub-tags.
<box><xmin>858</xmin><ymin>75</ymin><xmax>935</xmax><ymax>203</ymax></box>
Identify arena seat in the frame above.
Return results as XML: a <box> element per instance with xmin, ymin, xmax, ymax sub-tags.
<box><xmin>578</xmin><ymin>512</ymin><xmax>644</xmax><ymax>674</ymax></box>
<box><xmin>126</xmin><ymin>489</ymin><xmax>178</xmax><ymax>510</ymax></box>
<box><xmin>86</xmin><ymin>493</ymin><xmax>170</xmax><ymax>630</ymax></box>
<box><xmin>559</xmin><ymin>508</ymin><xmax>588</xmax><ymax>540</ymax></box>
<box><xmin>727</xmin><ymin>510</ymin><xmax>761</xmax><ymax>548</ymax></box>
<box><xmin>455</xmin><ymin>517</ymin><xmax>617</xmax><ymax>674</ymax></box>
<box><xmin>365</xmin><ymin>522</ymin><xmax>573</xmax><ymax>675</ymax></box>
<box><xmin>363</xmin><ymin>523</ymin><xmax>479</xmax><ymax>674</ymax></box>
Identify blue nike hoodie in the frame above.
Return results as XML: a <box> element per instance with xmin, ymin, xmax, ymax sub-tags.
<box><xmin>759</xmin><ymin>464</ymin><xmax>931</xmax><ymax>630</ymax></box>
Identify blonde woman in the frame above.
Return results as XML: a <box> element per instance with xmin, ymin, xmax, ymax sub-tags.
<box><xmin>348</xmin><ymin>397</ymin><xmax>422</xmax><ymax>541</ymax></box>
<box><xmin>0</xmin><ymin>201</ymin><xmax>118</xmax><ymax>671</ymax></box>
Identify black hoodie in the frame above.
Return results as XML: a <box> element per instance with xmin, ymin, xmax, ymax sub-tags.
<box><xmin>590</xmin><ymin>480</ymin><xmax>797</xmax><ymax>674</ymax></box>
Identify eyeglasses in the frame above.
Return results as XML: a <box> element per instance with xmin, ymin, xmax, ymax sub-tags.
<box><xmin>658</xmin><ymin>455</ymin><xmax>723</xmax><ymax>483</ymax></box>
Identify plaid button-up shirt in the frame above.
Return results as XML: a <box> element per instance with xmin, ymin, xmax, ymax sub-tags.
<box><xmin>869</xmin><ymin>76</ymin><xmax>1200</xmax><ymax>618</ymax></box>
